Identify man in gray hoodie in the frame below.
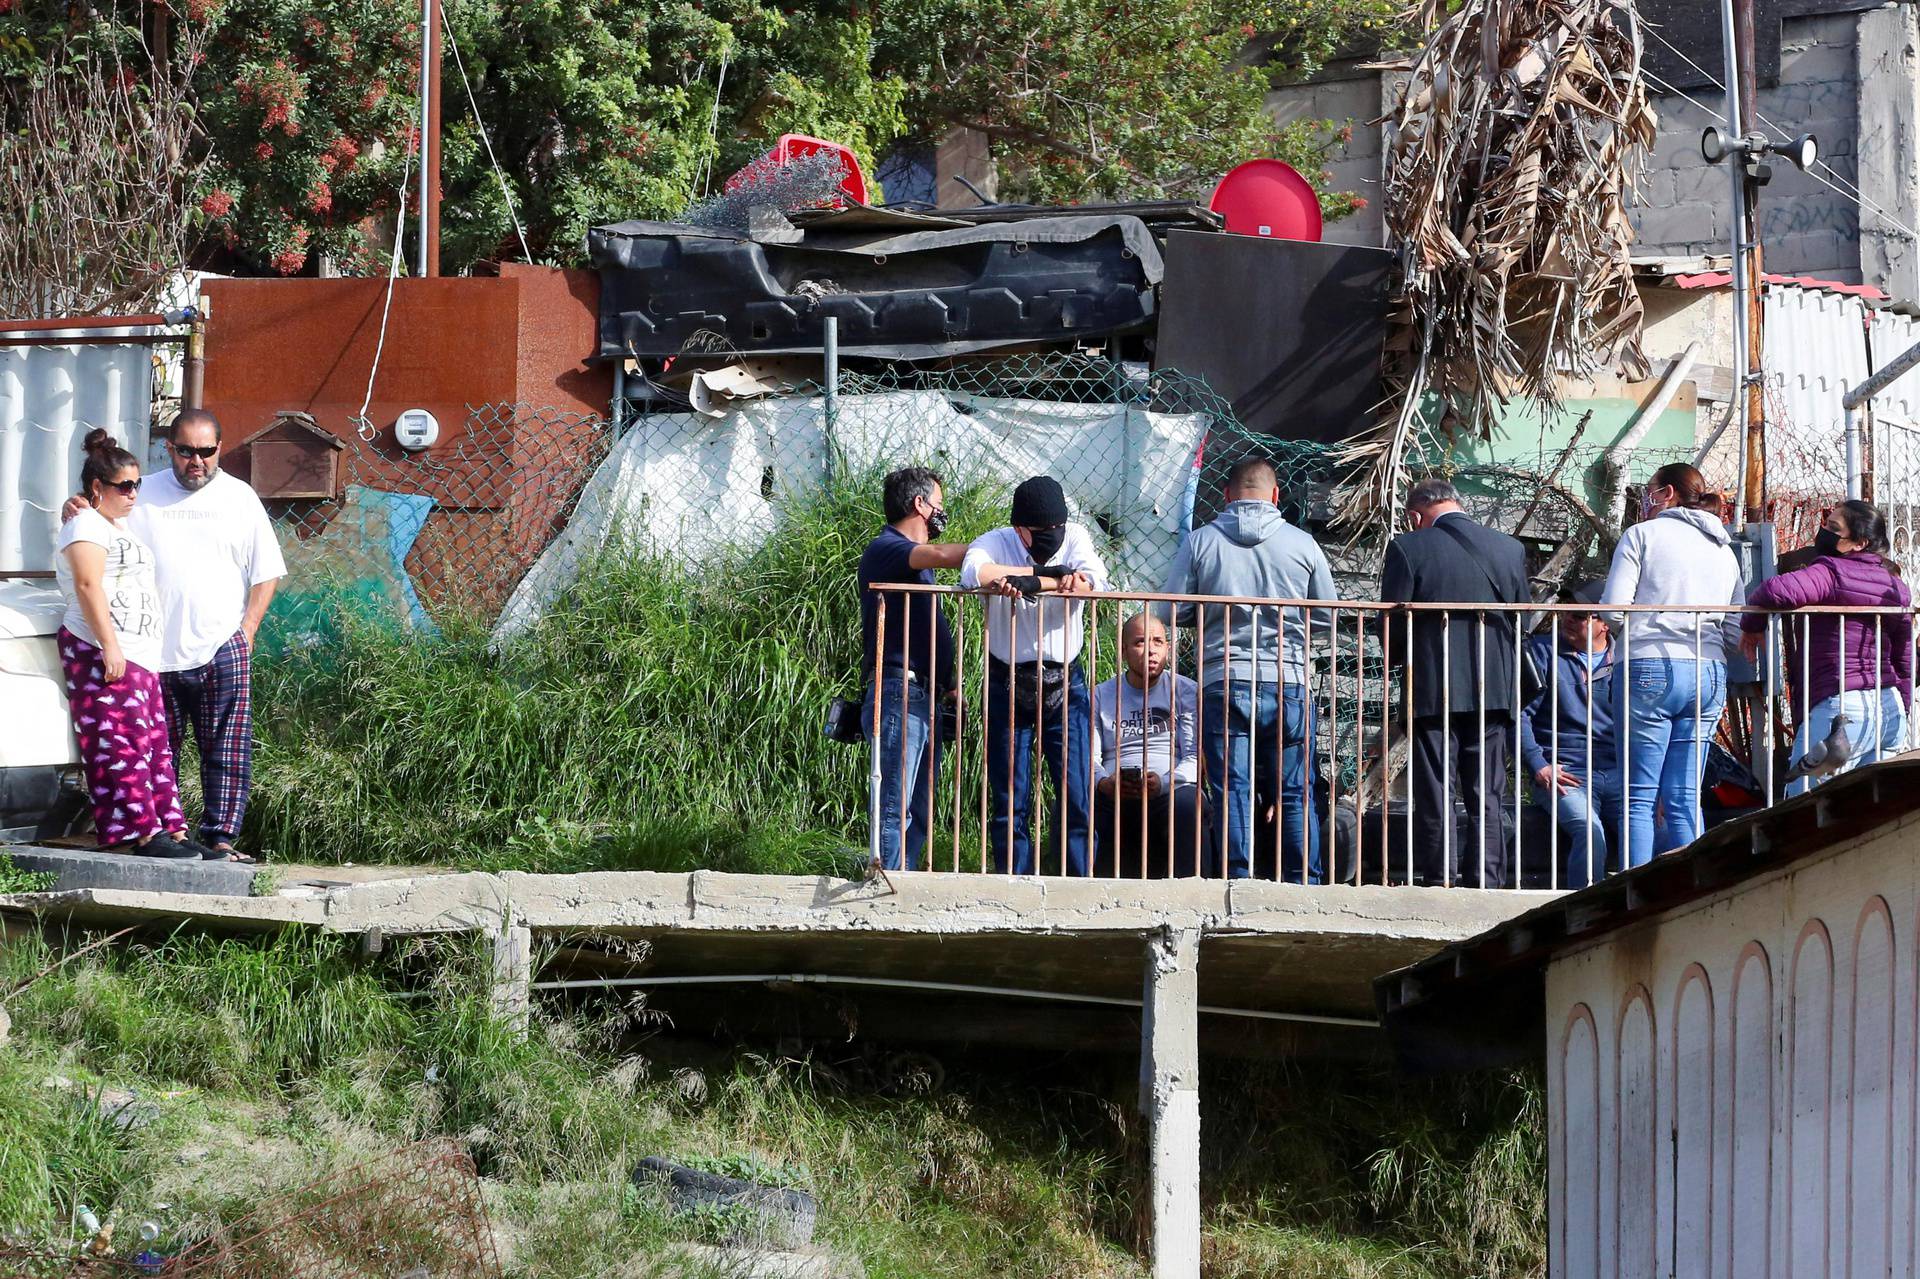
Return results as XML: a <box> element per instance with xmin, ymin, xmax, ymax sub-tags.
<box><xmin>1159</xmin><ymin>458</ymin><xmax>1338</xmax><ymax>880</ymax></box>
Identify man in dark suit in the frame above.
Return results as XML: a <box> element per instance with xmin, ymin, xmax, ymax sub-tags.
<box><xmin>1380</xmin><ymin>477</ymin><xmax>1532</xmax><ymax>888</ymax></box>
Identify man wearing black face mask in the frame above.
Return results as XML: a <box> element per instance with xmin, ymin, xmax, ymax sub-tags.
<box><xmin>859</xmin><ymin>467</ymin><xmax>971</xmax><ymax>870</ymax></box>
<box><xmin>961</xmin><ymin>475</ymin><xmax>1109</xmax><ymax>875</ymax></box>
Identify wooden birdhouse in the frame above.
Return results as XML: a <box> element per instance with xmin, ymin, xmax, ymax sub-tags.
<box><xmin>235</xmin><ymin>411</ymin><xmax>344</xmax><ymax>500</ymax></box>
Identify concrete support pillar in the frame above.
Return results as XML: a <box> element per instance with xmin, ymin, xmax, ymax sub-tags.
<box><xmin>490</xmin><ymin>922</ymin><xmax>532</xmax><ymax>1033</ymax></box>
<box><xmin>1859</xmin><ymin>4</ymin><xmax>1920</xmax><ymax>300</ymax></box>
<box><xmin>1139</xmin><ymin>928</ymin><xmax>1200</xmax><ymax>1278</ymax></box>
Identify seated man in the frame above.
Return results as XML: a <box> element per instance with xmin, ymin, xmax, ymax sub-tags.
<box><xmin>1517</xmin><ymin>582</ymin><xmax>1620</xmax><ymax>888</ymax></box>
<box><xmin>1090</xmin><ymin>613</ymin><xmax>1211</xmax><ymax>877</ymax></box>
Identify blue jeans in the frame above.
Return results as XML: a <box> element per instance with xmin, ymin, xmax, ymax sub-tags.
<box><xmin>1539</xmin><ymin>769</ymin><xmax>1619</xmax><ymax>889</ymax></box>
<box><xmin>985</xmin><ymin>664</ymin><xmax>1093</xmax><ymax>875</ymax></box>
<box><xmin>863</xmin><ymin>676</ymin><xmax>935</xmax><ymax>871</ymax></box>
<box><xmin>1202</xmin><ymin>681</ymin><xmax>1320</xmax><ymax>882</ymax></box>
<box><xmin>1785</xmin><ymin>687</ymin><xmax>1909</xmax><ymax>797</ymax></box>
<box><xmin>1613</xmin><ymin>657</ymin><xmax>1726</xmax><ymax>868</ymax></box>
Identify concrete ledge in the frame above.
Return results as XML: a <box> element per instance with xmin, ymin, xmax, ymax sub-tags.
<box><xmin>5</xmin><ymin>844</ymin><xmax>258</xmax><ymax>897</ymax></box>
<box><xmin>0</xmin><ymin>870</ymin><xmax>1550</xmax><ymax>1024</ymax></box>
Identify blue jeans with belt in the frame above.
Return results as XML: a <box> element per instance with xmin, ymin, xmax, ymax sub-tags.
<box><xmin>1202</xmin><ymin>680</ymin><xmax>1320</xmax><ymax>882</ymax></box>
<box><xmin>863</xmin><ymin>674</ymin><xmax>936</xmax><ymax>871</ymax></box>
<box><xmin>985</xmin><ymin>663</ymin><xmax>1093</xmax><ymax>875</ymax></box>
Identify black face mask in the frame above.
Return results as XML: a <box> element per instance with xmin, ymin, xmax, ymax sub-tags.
<box><xmin>1815</xmin><ymin>527</ymin><xmax>1842</xmax><ymax>556</ymax></box>
<box><xmin>1025</xmin><ymin>525</ymin><xmax>1066</xmax><ymax>566</ymax></box>
<box><xmin>925</xmin><ymin>506</ymin><xmax>949</xmax><ymax>539</ymax></box>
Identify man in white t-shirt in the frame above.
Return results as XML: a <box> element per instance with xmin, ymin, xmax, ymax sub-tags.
<box><xmin>74</xmin><ymin>409</ymin><xmax>287</xmax><ymax>855</ymax></box>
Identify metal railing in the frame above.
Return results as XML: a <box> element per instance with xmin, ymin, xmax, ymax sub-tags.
<box><xmin>864</xmin><ymin>584</ymin><xmax>1915</xmax><ymax>889</ymax></box>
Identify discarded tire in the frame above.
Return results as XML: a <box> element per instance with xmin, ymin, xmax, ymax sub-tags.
<box><xmin>632</xmin><ymin>1157</ymin><xmax>818</xmax><ymax>1249</ymax></box>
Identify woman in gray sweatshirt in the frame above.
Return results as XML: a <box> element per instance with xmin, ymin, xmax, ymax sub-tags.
<box><xmin>1600</xmin><ymin>463</ymin><xmax>1746</xmax><ymax>870</ymax></box>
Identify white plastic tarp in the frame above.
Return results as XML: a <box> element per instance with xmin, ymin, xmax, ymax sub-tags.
<box><xmin>494</xmin><ymin>390</ymin><xmax>1208</xmax><ymax>644</ymax></box>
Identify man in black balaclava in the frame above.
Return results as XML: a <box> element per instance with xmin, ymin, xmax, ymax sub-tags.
<box><xmin>960</xmin><ymin>476</ymin><xmax>1109</xmax><ymax>875</ymax></box>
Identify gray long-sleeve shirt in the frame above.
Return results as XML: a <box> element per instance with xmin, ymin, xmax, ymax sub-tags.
<box><xmin>1157</xmin><ymin>501</ymin><xmax>1338</xmax><ymax>685</ymax></box>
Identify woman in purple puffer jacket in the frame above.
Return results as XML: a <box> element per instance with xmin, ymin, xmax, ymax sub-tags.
<box><xmin>1740</xmin><ymin>499</ymin><xmax>1912</xmax><ymax>794</ymax></box>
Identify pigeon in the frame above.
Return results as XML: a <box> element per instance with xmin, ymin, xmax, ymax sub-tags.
<box><xmin>1786</xmin><ymin>714</ymin><xmax>1854</xmax><ymax>782</ymax></box>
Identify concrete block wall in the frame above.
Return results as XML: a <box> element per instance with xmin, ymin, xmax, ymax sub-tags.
<box><xmin>1633</xmin><ymin>12</ymin><xmax>1862</xmax><ymax>280</ymax></box>
<box><xmin>1265</xmin><ymin>69</ymin><xmax>1385</xmax><ymax>247</ymax></box>
<box><xmin>1263</xmin><ymin>9</ymin><xmax>1909</xmax><ymax>293</ymax></box>
<box><xmin>1859</xmin><ymin>3</ymin><xmax>1920</xmax><ymax>300</ymax></box>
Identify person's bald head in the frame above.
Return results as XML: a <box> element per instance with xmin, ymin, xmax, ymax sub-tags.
<box><xmin>1120</xmin><ymin>611</ymin><xmax>1171</xmax><ymax>684</ymax></box>
<box><xmin>1226</xmin><ymin>457</ymin><xmax>1279</xmax><ymax>503</ymax></box>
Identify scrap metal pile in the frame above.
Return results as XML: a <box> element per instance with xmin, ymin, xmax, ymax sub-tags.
<box><xmin>1345</xmin><ymin>0</ymin><xmax>1658</xmax><ymax>524</ymax></box>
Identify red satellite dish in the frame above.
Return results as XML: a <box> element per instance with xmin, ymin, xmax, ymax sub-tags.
<box><xmin>1208</xmin><ymin>159</ymin><xmax>1323</xmax><ymax>242</ymax></box>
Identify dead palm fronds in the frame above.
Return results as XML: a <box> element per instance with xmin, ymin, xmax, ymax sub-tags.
<box><xmin>1339</xmin><ymin>0</ymin><xmax>1657</xmax><ymax>527</ymax></box>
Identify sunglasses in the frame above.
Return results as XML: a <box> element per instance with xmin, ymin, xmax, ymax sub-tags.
<box><xmin>103</xmin><ymin>478</ymin><xmax>142</xmax><ymax>496</ymax></box>
<box><xmin>171</xmin><ymin>443</ymin><xmax>218</xmax><ymax>459</ymax></box>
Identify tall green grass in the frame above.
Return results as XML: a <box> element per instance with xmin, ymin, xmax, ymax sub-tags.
<box><xmin>0</xmin><ymin>929</ymin><xmax>1543</xmax><ymax>1277</ymax></box>
<box><xmin>247</xmin><ymin>471</ymin><xmax>1033</xmax><ymax>871</ymax></box>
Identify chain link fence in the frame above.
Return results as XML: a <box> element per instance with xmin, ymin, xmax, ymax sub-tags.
<box><xmin>259</xmin><ymin>353</ymin><xmax>1715</xmax><ymax>652</ymax></box>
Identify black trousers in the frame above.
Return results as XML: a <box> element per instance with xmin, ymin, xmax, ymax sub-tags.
<box><xmin>1093</xmin><ymin>783</ymin><xmax>1212</xmax><ymax>878</ymax></box>
<box><xmin>1410</xmin><ymin>712</ymin><xmax>1513</xmax><ymax>888</ymax></box>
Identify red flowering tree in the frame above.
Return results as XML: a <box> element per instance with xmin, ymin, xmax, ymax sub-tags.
<box><xmin>193</xmin><ymin>0</ymin><xmax>418</xmax><ymax>274</ymax></box>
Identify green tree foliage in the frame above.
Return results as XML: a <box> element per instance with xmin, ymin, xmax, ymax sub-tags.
<box><xmin>4</xmin><ymin>0</ymin><xmax>1393</xmax><ymax>278</ymax></box>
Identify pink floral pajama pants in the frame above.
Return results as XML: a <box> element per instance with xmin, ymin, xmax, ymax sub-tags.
<box><xmin>58</xmin><ymin>628</ymin><xmax>186</xmax><ymax>847</ymax></box>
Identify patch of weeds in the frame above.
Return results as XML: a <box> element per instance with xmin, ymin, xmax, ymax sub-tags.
<box><xmin>246</xmin><ymin>867</ymin><xmax>281</xmax><ymax>898</ymax></box>
<box><xmin>0</xmin><ymin>860</ymin><xmax>57</xmax><ymax>894</ymax></box>
<box><xmin>678</xmin><ymin>1151</ymin><xmax>813</xmax><ymax>1192</ymax></box>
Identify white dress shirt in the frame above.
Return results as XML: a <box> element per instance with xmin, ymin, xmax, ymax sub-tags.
<box><xmin>960</xmin><ymin>523</ymin><xmax>1109</xmax><ymax>664</ymax></box>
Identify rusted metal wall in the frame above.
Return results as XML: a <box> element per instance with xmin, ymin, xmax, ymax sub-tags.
<box><xmin>202</xmin><ymin>269</ymin><xmax>613</xmax><ymax>612</ymax></box>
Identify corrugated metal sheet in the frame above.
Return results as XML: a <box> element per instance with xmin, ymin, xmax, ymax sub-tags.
<box><xmin>1764</xmin><ymin>285</ymin><xmax>1871</xmax><ymax>500</ymax></box>
<box><xmin>1867</xmin><ymin>306</ymin><xmax>1920</xmax><ymax>428</ymax></box>
<box><xmin>0</xmin><ymin>339</ymin><xmax>155</xmax><ymax>572</ymax></box>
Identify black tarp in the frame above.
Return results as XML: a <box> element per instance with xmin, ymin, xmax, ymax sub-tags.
<box><xmin>589</xmin><ymin>213</ymin><xmax>1163</xmax><ymax>360</ymax></box>
<box><xmin>1153</xmin><ymin>230</ymin><xmax>1391</xmax><ymax>444</ymax></box>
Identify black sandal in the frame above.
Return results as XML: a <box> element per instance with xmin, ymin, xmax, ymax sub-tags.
<box><xmin>137</xmin><ymin>833</ymin><xmax>201</xmax><ymax>860</ymax></box>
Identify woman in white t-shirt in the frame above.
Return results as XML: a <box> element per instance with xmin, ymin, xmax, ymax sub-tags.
<box><xmin>55</xmin><ymin>430</ymin><xmax>199</xmax><ymax>857</ymax></box>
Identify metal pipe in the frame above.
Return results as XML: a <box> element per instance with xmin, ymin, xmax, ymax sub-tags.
<box><xmin>823</xmin><ymin>315</ymin><xmax>840</xmax><ymax>478</ymax></box>
<box><xmin>1846</xmin><ymin>403</ymin><xmax>1862</xmax><ymax>500</ymax></box>
<box><xmin>416</xmin><ymin>0</ymin><xmax>437</xmax><ymax>277</ymax></box>
<box><xmin>1599</xmin><ymin>342</ymin><xmax>1700</xmax><ymax>527</ymax></box>
<box><xmin>527</xmin><ymin>971</ymin><xmax>1381</xmax><ymax>1028</ymax></box>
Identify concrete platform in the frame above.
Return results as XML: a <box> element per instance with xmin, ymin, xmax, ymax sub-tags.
<box><xmin>0</xmin><ymin>869</ymin><xmax>1550</xmax><ymax>1026</ymax></box>
<box><xmin>5</xmin><ymin>843</ymin><xmax>258</xmax><ymax>896</ymax></box>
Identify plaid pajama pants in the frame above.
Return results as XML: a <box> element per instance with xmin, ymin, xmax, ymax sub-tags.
<box><xmin>161</xmin><ymin>631</ymin><xmax>253</xmax><ymax>845</ymax></box>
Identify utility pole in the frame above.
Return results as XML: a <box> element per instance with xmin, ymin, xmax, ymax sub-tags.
<box><xmin>1718</xmin><ymin>0</ymin><xmax>1763</xmax><ymax>528</ymax></box>
<box><xmin>1733</xmin><ymin>0</ymin><xmax>1765</xmax><ymax>525</ymax></box>
<box><xmin>415</xmin><ymin>0</ymin><xmax>442</xmax><ymax>277</ymax></box>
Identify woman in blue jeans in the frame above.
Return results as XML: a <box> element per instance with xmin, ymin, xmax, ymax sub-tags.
<box><xmin>1600</xmin><ymin>464</ymin><xmax>1746</xmax><ymax>868</ymax></box>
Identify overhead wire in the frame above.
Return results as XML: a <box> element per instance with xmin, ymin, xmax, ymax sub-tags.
<box><xmin>353</xmin><ymin>111</ymin><xmax>417</xmax><ymax>439</ymax></box>
<box><xmin>695</xmin><ymin>43</ymin><xmax>733</xmax><ymax>198</ymax></box>
<box><xmin>439</xmin><ymin>3</ymin><xmax>532</xmax><ymax>263</ymax></box>
<box><xmin>1643</xmin><ymin>26</ymin><xmax>1920</xmax><ymax>243</ymax></box>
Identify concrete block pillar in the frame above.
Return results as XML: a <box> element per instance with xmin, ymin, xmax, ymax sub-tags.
<box><xmin>1859</xmin><ymin>4</ymin><xmax>1920</xmax><ymax>300</ymax></box>
<box><xmin>490</xmin><ymin>921</ymin><xmax>532</xmax><ymax>1033</ymax></box>
<box><xmin>1139</xmin><ymin>928</ymin><xmax>1200</xmax><ymax>1278</ymax></box>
